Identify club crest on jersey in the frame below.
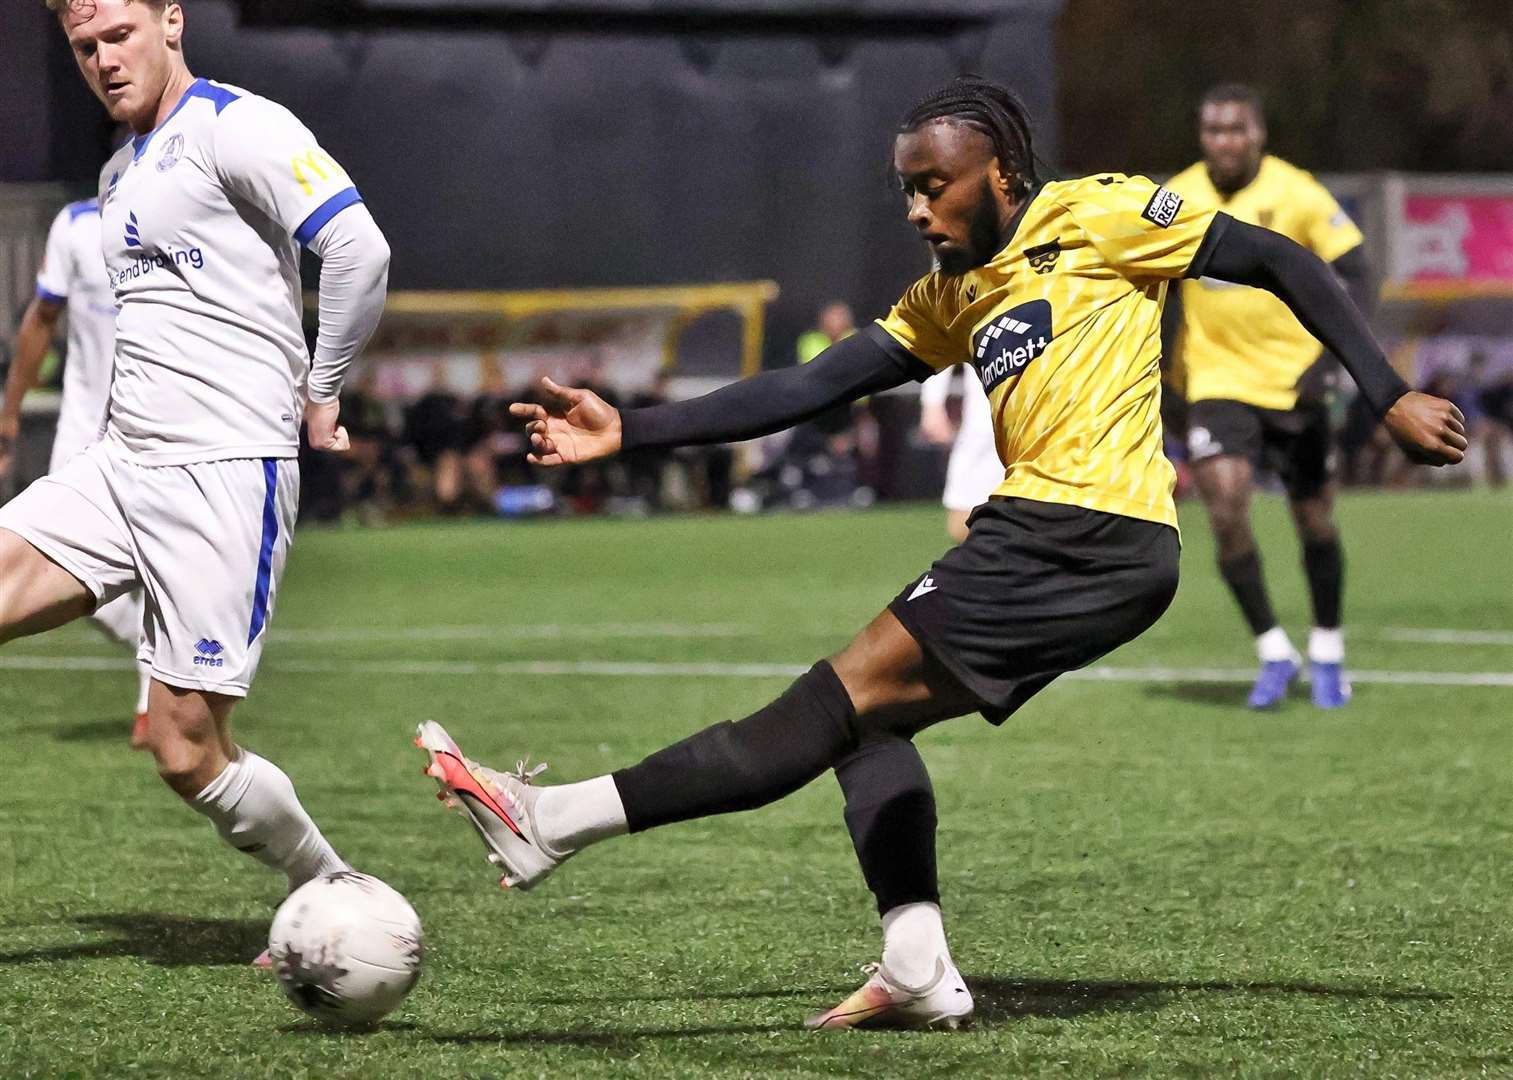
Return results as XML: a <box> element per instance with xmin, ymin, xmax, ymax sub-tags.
<box><xmin>972</xmin><ymin>300</ymin><xmax>1053</xmax><ymax>393</ymax></box>
<box><xmin>157</xmin><ymin>133</ymin><xmax>185</xmax><ymax>172</ymax></box>
<box><xmin>1142</xmin><ymin>186</ymin><xmax>1184</xmax><ymax>228</ymax></box>
<box><xmin>1025</xmin><ymin>239</ymin><xmax>1061</xmax><ymax>275</ymax></box>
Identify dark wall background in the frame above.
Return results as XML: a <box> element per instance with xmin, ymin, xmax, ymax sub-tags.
<box><xmin>17</xmin><ymin>0</ymin><xmax>1063</xmax><ymax>365</ymax></box>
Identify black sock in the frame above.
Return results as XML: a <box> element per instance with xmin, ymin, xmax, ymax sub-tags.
<box><xmin>835</xmin><ymin>736</ymin><xmax>940</xmax><ymax>915</ymax></box>
<box><xmin>613</xmin><ymin>661</ymin><xmax>857</xmax><ymax>833</ymax></box>
<box><xmin>1302</xmin><ymin>537</ymin><xmax>1344</xmax><ymax>629</ymax></box>
<box><xmin>1218</xmin><ymin>549</ymin><xmax>1277</xmax><ymax>637</ymax></box>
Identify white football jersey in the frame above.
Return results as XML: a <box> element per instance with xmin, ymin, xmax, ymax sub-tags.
<box><xmin>35</xmin><ymin>199</ymin><xmax>118</xmax><ymax>460</ymax></box>
<box><xmin>97</xmin><ymin>78</ymin><xmax>364</xmax><ymax>464</ymax></box>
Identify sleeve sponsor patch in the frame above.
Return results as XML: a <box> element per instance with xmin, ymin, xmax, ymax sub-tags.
<box><xmin>1142</xmin><ymin>186</ymin><xmax>1184</xmax><ymax>228</ymax></box>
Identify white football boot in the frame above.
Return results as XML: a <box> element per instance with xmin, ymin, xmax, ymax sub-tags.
<box><xmin>415</xmin><ymin>721</ymin><xmax>568</xmax><ymax>890</ymax></box>
<box><xmin>807</xmin><ymin>957</ymin><xmax>973</xmax><ymax>1030</ymax></box>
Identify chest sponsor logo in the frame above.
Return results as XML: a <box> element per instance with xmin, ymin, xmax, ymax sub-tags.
<box><xmin>110</xmin><ymin>209</ymin><xmax>206</xmax><ymax>288</ymax></box>
<box><xmin>1025</xmin><ymin>239</ymin><xmax>1061</xmax><ymax>275</ymax></box>
<box><xmin>1142</xmin><ymin>185</ymin><xmax>1184</xmax><ymax>228</ymax></box>
<box><xmin>972</xmin><ymin>299</ymin><xmax>1053</xmax><ymax>393</ymax></box>
<box><xmin>157</xmin><ymin>133</ymin><xmax>185</xmax><ymax>172</ymax></box>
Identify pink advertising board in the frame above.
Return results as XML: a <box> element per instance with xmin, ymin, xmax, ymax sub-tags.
<box><xmin>1398</xmin><ymin>195</ymin><xmax>1513</xmax><ymax>282</ymax></box>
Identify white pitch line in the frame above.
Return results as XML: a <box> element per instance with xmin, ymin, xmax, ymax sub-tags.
<box><xmin>269</xmin><ymin>622</ymin><xmax>751</xmax><ymax>643</ymax></box>
<box><xmin>1378</xmin><ymin>628</ymin><xmax>1513</xmax><ymax>647</ymax></box>
<box><xmin>4</xmin><ymin>656</ymin><xmax>1513</xmax><ymax>688</ymax></box>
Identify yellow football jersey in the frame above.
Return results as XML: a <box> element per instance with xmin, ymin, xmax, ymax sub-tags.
<box><xmin>878</xmin><ymin>173</ymin><xmax>1220</xmax><ymax>530</ymax></box>
<box><xmin>1167</xmin><ymin>155</ymin><xmax>1363</xmax><ymax>410</ymax></box>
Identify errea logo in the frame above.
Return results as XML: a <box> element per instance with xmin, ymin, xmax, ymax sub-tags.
<box><xmin>194</xmin><ymin>639</ymin><xmax>226</xmax><ymax>668</ymax></box>
<box><xmin>972</xmin><ymin>300</ymin><xmax>1054</xmax><ymax>393</ymax></box>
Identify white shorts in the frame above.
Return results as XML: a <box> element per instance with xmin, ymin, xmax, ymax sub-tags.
<box><xmin>942</xmin><ymin>420</ymin><xmax>1003</xmax><ymax>514</ymax></box>
<box><xmin>0</xmin><ymin>438</ymin><xmax>299</xmax><ymax>697</ymax></box>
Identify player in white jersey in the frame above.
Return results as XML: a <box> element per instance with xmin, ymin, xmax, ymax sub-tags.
<box><xmin>917</xmin><ymin>364</ymin><xmax>1001</xmax><ymax>541</ymax></box>
<box><xmin>1</xmin><ymin>0</ymin><xmax>390</xmax><ymax>947</ymax></box>
<box><xmin>0</xmin><ymin>195</ymin><xmax>153</xmax><ymax>728</ymax></box>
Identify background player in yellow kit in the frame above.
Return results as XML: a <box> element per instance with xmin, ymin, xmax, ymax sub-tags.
<box><xmin>417</xmin><ymin>78</ymin><xmax>1465</xmax><ymax>1030</ymax></box>
<box><xmin>1167</xmin><ymin>84</ymin><xmax>1372</xmax><ymax>709</ymax></box>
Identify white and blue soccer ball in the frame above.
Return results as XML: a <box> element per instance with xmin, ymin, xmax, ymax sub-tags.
<box><xmin>268</xmin><ymin>871</ymin><xmax>423</xmax><ymax>1027</ymax></box>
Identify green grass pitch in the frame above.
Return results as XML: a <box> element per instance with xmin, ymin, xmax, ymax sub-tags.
<box><xmin>1</xmin><ymin>491</ymin><xmax>1510</xmax><ymax>1077</ymax></box>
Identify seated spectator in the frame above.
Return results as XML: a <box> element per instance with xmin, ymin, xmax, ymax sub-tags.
<box><xmin>403</xmin><ymin>365</ymin><xmax>468</xmax><ymax>514</ymax></box>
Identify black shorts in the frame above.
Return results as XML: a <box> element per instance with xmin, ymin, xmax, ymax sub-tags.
<box><xmin>887</xmin><ymin>498</ymin><xmax>1180</xmax><ymax>725</ymax></box>
<box><xmin>1186</xmin><ymin>398</ymin><xmax>1333</xmax><ymax>499</ymax></box>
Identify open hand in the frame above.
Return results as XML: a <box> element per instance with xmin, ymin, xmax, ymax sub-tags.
<box><xmin>508</xmin><ymin>376</ymin><xmax>622</xmax><ymax>466</ymax></box>
<box><xmin>304</xmin><ymin>398</ymin><xmax>351</xmax><ymax>453</ymax></box>
<box><xmin>1383</xmin><ymin>391</ymin><xmax>1467</xmax><ymax>466</ymax></box>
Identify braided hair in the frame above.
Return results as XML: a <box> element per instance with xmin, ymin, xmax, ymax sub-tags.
<box><xmin>899</xmin><ymin>76</ymin><xmax>1039</xmax><ymax>199</ymax></box>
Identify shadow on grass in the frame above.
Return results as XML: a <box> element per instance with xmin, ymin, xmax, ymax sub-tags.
<box><xmin>423</xmin><ymin>975</ymin><xmax>1450</xmax><ymax>1047</ymax></box>
<box><xmin>278</xmin><ymin>1021</ymin><xmax>421</xmax><ymax>1037</ymax></box>
<box><xmin>1142</xmin><ymin>682</ymin><xmax>1256</xmax><ymax>708</ymax></box>
<box><xmin>0</xmin><ymin>913</ymin><xmax>266</xmax><ymax>968</ymax></box>
<box><xmin>51</xmin><ymin>718</ymin><xmax>133</xmax><ymax>743</ymax></box>
<box><xmin>969</xmin><ymin>975</ymin><xmax>1450</xmax><ymax>1023</ymax></box>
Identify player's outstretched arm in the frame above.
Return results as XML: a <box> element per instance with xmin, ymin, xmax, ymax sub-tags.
<box><xmin>1197</xmin><ymin>218</ymin><xmax>1467</xmax><ymax>466</ymax></box>
<box><xmin>0</xmin><ymin>296</ymin><xmax>64</xmax><ymax>476</ymax></box>
<box><xmin>510</xmin><ymin>325</ymin><xmax>928</xmax><ymax>465</ymax></box>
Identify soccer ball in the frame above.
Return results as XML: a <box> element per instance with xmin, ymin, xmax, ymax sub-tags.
<box><xmin>268</xmin><ymin>871</ymin><xmax>424</xmax><ymax>1027</ymax></box>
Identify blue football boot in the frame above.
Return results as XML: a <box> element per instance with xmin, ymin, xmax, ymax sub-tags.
<box><xmin>1247</xmin><ymin>657</ymin><xmax>1300</xmax><ymax>709</ymax></box>
<box><xmin>1310</xmin><ymin>661</ymin><xmax>1352</xmax><ymax>709</ymax></box>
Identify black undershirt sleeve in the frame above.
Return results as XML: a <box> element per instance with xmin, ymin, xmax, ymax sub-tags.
<box><xmin>619</xmin><ymin>323</ymin><xmax>933</xmax><ymax>451</ymax></box>
<box><xmin>1190</xmin><ymin>214</ymin><xmax>1410</xmax><ymax>417</ymax></box>
<box><xmin>1330</xmin><ymin>244</ymin><xmax>1373</xmax><ymax>316</ymax></box>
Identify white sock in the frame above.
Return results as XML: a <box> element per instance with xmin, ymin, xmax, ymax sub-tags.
<box><xmin>533</xmin><ymin>776</ymin><xmax>628</xmax><ymax>855</ymax></box>
<box><xmin>193</xmin><ymin>750</ymin><xmax>349</xmax><ymax>890</ymax></box>
<box><xmin>1308</xmin><ymin>627</ymin><xmax>1345</xmax><ymax>664</ymax></box>
<box><xmin>881</xmin><ymin>902</ymin><xmax>951</xmax><ymax>988</ymax></box>
<box><xmin>1255</xmin><ymin>625</ymin><xmax>1298</xmax><ymax>664</ymax></box>
<box><xmin>135</xmin><ymin>663</ymin><xmax>152</xmax><ymax>715</ymax></box>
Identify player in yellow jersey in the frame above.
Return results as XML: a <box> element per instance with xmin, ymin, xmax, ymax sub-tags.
<box><xmin>1167</xmin><ymin>84</ymin><xmax>1370</xmax><ymax>710</ymax></box>
<box><xmin>415</xmin><ymin>78</ymin><xmax>1465</xmax><ymax>1029</ymax></box>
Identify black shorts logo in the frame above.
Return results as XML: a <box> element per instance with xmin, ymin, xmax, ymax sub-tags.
<box><xmin>972</xmin><ymin>300</ymin><xmax>1054</xmax><ymax>393</ymax></box>
<box><xmin>1142</xmin><ymin>186</ymin><xmax>1183</xmax><ymax>228</ymax></box>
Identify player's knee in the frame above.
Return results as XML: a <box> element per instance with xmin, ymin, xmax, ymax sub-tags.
<box><xmin>1212</xmin><ymin>517</ymin><xmax>1254</xmax><ymax>559</ymax></box>
<box><xmin>141</xmin><ymin>694</ymin><xmax>224</xmax><ymax>793</ymax></box>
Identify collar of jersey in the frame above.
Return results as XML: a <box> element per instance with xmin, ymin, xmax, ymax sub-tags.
<box><xmin>1204</xmin><ymin>154</ymin><xmax>1275</xmax><ymax>204</ymax></box>
<box><xmin>130</xmin><ymin>77</ymin><xmax>212</xmax><ymax>162</ymax></box>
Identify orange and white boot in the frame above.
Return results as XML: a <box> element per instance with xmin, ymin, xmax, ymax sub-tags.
<box><xmin>807</xmin><ymin>958</ymin><xmax>973</xmax><ymax>1030</ymax></box>
<box><xmin>415</xmin><ymin>721</ymin><xmax>567</xmax><ymax>890</ymax></box>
